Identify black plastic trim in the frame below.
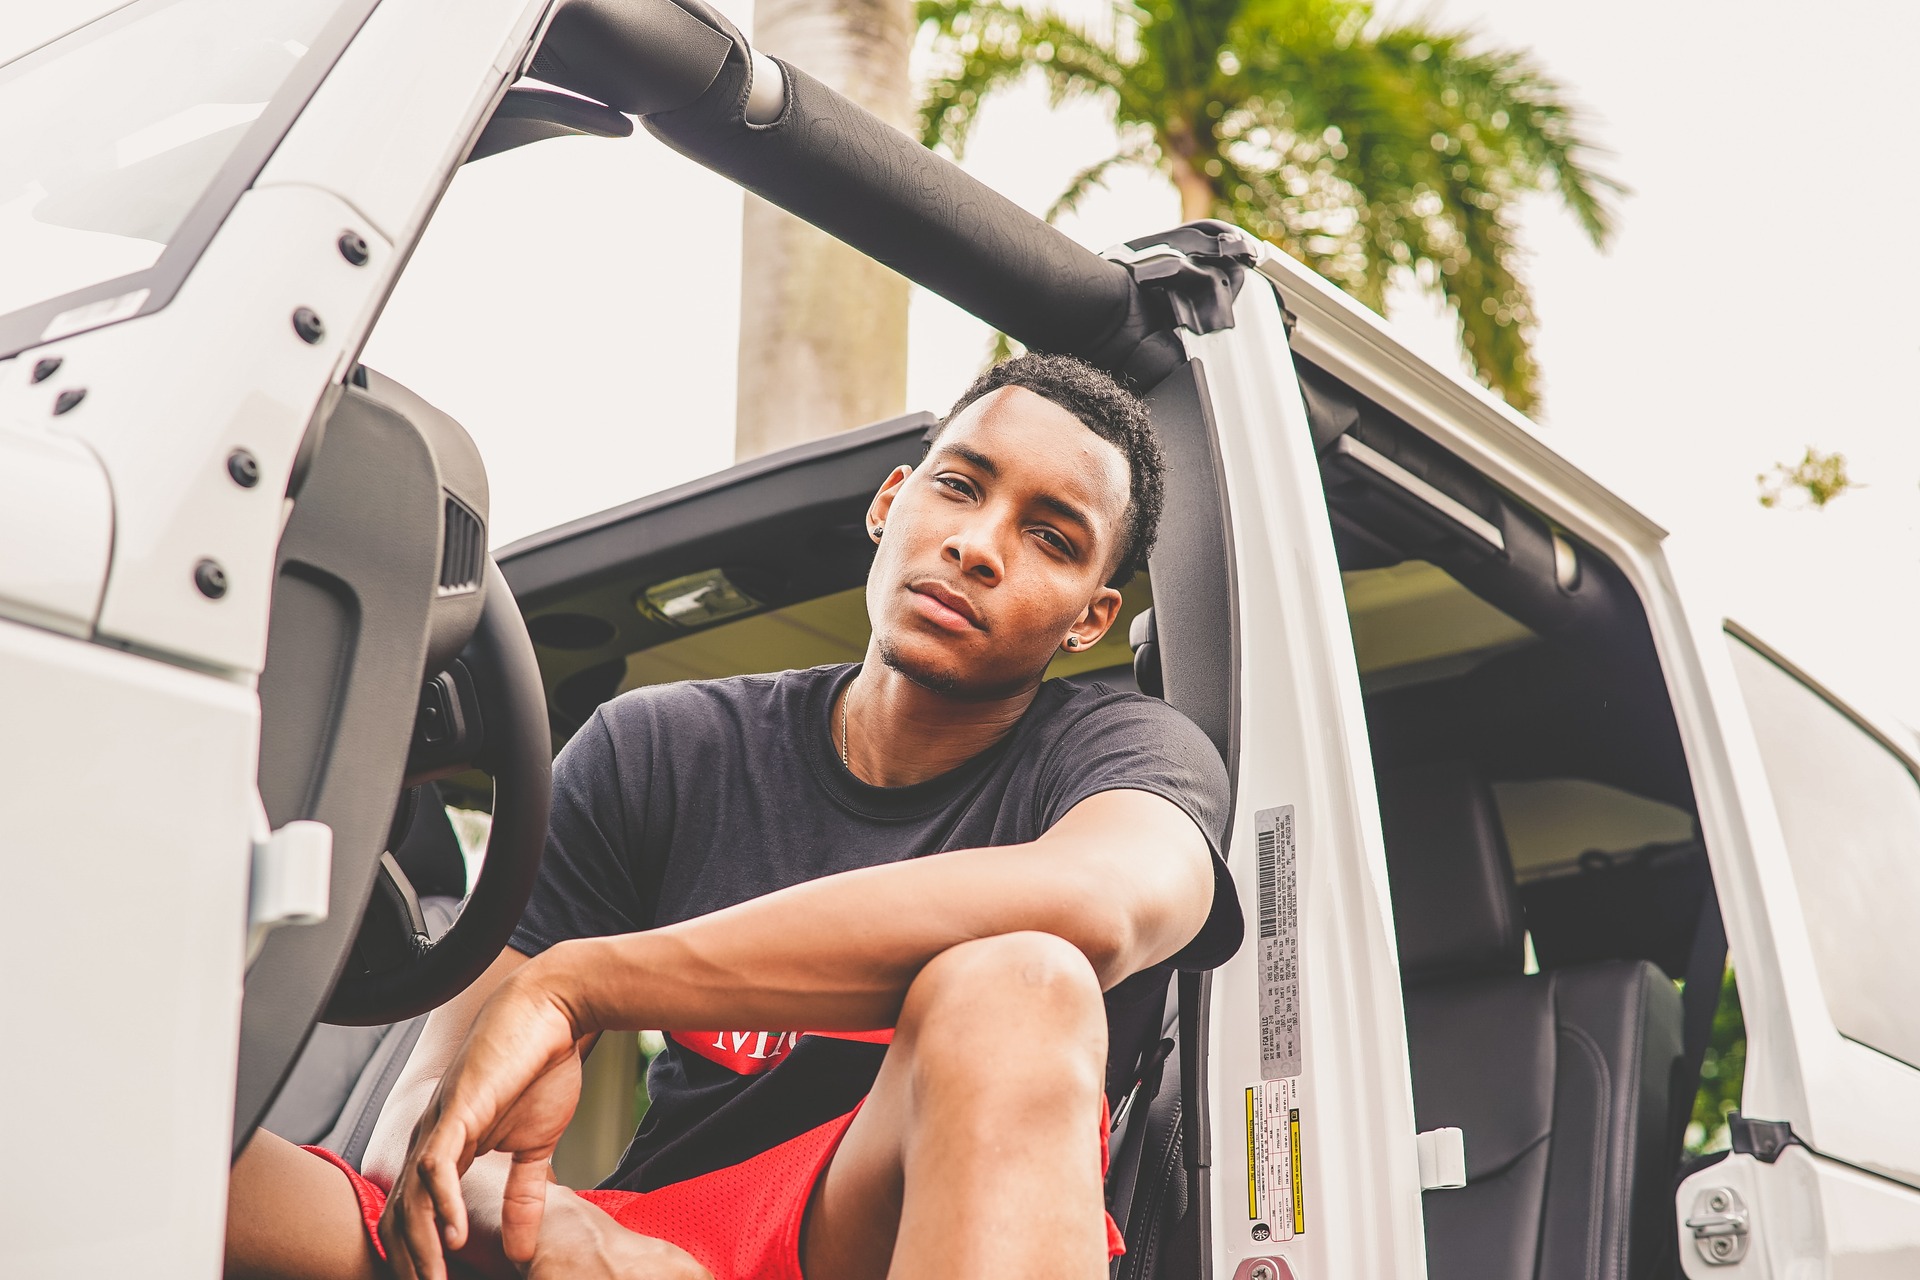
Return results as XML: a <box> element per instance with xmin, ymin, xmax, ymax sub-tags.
<box><xmin>465</xmin><ymin>85</ymin><xmax>633</xmax><ymax>163</ymax></box>
<box><xmin>1727</xmin><ymin>1112</ymin><xmax>1920</xmax><ymax>1193</ymax></box>
<box><xmin>499</xmin><ymin>411</ymin><xmax>934</xmax><ymax>605</ymax></box>
<box><xmin>1114</xmin><ymin>221</ymin><xmax>1259</xmax><ymax>336</ymax></box>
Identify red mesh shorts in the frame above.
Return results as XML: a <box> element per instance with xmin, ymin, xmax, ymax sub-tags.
<box><xmin>305</xmin><ymin>1098</ymin><xmax>1123</xmax><ymax>1280</ymax></box>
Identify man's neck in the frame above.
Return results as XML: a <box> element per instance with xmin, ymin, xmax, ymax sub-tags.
<box><xmin>840</xmin><ymin>651</ymin><xmax>1039</xmax><ymax>788</ymax></box>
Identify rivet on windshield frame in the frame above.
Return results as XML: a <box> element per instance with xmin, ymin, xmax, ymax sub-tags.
<box><xmin>31</xmin><ymin>357</ymin><xmax>62</xmax><ymax>384</ymax></box>
<box><xmin>53</xmin><ymin>388</ymin><xmax>86</xmax><ymax>415</ymax></box>
<box><xmin>337</xmin><ymin>231</ymin><xmax>370</xmax><ymax>266</ymax></box>
<box><xmin>227</xmin><ymin>449</ymin><xmax>261</xmax><ymax>488</ymax></box>
<box><xmin>194</xmin><ymin>560</ymin><xmax>229</xmax><ymax>600</ymax></box>
<box><xmin>292</xmin><ymin>308</ymin><xmax>325</xmax><ymax>344</ymax></box>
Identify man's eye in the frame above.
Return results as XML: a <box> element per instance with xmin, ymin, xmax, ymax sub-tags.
<box><xmin>935</xmin><ymin>475</ymin><xmax>975</xmax><ymax>498</ymax></box>
<box><xmin>1033</xmin><ymin>528</ymin><xmax>1072</xmax><ymax>554</ymax></box>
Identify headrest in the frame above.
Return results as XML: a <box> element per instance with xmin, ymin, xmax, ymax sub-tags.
<box><xmin>1129</xmin><ymin>607</ymin><xmax>1163</xmax><ymax>698</ymax></box>
<box><xmin>1376</xmin><ymin>761</ymin><xmax>1524</xmax><ymax>985</ymax></box>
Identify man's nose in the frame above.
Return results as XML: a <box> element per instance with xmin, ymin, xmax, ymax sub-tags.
<box><xmin>943</xmin><ymin>519</ymin><xmax>1004</xmax><ymax>582</ymax></box>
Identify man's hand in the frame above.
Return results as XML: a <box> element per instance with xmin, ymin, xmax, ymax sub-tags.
<box><xmin>380</xmin><ymin>962</ymin><xmax>592</xmax><ymax>1280</ymax></box>
<box><xmin>526</xmin><ymin>1188</ymin><xmax>713</xmax><ymax>1280</ymax></box>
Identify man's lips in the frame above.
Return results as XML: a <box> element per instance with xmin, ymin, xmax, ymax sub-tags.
<box><xmin>907</xmin><ymin>582</ymin><xmax>985</xmax><ymax>631</ymax></box>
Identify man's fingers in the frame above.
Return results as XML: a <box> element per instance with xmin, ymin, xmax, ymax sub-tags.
<box><xmin>420</xmin><ymin>1143</ymin><xmax>470</xmax><ymax>1254</ymax></box>
<box><xmin>399</xmin><ymin>1182</ymin><xmax>447</xmax><ymax>1280</ymax></box>
<box><xmin>381</xmin><ymin>1183</ymin><xmax>439</xmax><ymax>1280</ymax></box>
<box><xmin>389</xmin><ymin>1126</ymin><xmax>466</xmax><ymax>1280</ymax></box>
<box><xmin>499</xmin><ymin>1153</ymin><xmax>553</xmax><ymax>1265</ymax></box>
<box><xmin>375</xmin><ymin>1214</ymin><xmax>411</xmax><ymax>1280</ymax></box>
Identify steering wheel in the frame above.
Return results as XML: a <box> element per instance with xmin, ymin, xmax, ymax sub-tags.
<box><xmin>323</xmin><ymin>559</ymin><xmax>552</xmax><ymax>1025</ymax></box>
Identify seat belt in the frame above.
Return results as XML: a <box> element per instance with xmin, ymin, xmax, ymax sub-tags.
<box><xmin>1104</xmin><ymin>1031</ymin><xmax>1175</xmax><ymax>1246</ymax></box>
<box><xmin>1177</xmin><ymin>969</ymin><xmax>1213</xmax><ymax>1275</ymax></box>
<box><xmin>1673</xmin><ymin>875</ymin><xmax>1729</xmax><ymax>1156</ymax></box>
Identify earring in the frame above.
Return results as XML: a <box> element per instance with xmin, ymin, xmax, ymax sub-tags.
<box><xmin>871</xmin><ymin>524</ymin><xmax>884</xmax><ymax>541</ymax></box>
<box><xmin>1065</xmin><ymin>637</ymin><xmax>1080</xmax><ymax>650</ymax></box>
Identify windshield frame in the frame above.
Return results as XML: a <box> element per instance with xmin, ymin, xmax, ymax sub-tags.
<box><xmin>0</xmin><ymin>0</ymin><xmax>382</xmax><ymax>362</ymax></box>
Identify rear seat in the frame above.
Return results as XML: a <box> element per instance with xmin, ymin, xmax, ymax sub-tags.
<box><xmin>1377</xmin><ymin>760</ymin><xmax>1684</xmax><ymax>1280</ymax></box>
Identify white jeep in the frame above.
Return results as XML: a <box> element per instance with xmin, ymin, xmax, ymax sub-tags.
<box><xmin>5</xmin><ymin>1</ymin><xmax>1918</xmax><ymax>1276</ymax></box>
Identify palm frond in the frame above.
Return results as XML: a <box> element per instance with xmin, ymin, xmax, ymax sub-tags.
<box><xmin>1044</xmin><ymin>138</ymin><xmax>1159</xmax><ymax>222</ymax></box>
<box><xmin>1375</xmin><ymin>26</ymin><xmax>1626</xmax><ymax>247</ymax></box>
<box><xmin>916</xmin><ymin>0</ymin><xmax>1143</xmax><ymax>158</ymax></box>
<box><xmin>1229</xmin><ymin>27</ymin><xmax>1556</xmax><ymax>404</ymax></box>
<box><xmin>913</xmin><ymin>0</ymin><xmax>1603</xmax><ymax>411</ymax></box>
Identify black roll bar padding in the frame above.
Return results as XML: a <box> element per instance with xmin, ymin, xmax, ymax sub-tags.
<box><xmin>532</xmin><ymin>0</ymin><xmax>1163</xmax><ymax>376</ymax></box>
<box><xmin>647</xmin><ymin>43</ymin><xmax>1159</xmax><ymax>372</ymax></box>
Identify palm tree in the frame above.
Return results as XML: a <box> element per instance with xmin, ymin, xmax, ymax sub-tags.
<box><xmin>916</xmin><ymin>0</ymin><xmax>1622</xmax><ymax>412</ymax></box>
<box><xmin>737</xmin><ymin>0</ymin><xmax>915</xmax><ymax>459</ymax></box>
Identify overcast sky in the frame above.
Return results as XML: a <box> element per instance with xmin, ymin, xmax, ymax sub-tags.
<box><xmin>17</xmin><ymin>0</ymin><xmax>1920</xmax><ymax>728</ymax></box>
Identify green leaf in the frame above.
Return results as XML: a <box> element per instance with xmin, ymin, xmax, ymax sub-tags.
<box><xmin>914</xmin><ymin>0</ymin><xmax>1626</xmax><ymax>411</ymax></box>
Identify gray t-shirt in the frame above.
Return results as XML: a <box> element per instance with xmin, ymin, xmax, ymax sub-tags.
<box><xmin>511</xmin><ymin>662</ymin><xmax>1239</xmax><ymax>1191</ymax></box>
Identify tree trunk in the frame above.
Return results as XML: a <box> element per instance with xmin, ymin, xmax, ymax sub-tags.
<box><xmin>734</xmin><ymin>0</ymin><xmax>914</xmax><ymax>460</ymax></box>
<box><xmin>1162</xmin><ymin>121</ymin><xmax>1218</xmax><ymax>224</ymax></box>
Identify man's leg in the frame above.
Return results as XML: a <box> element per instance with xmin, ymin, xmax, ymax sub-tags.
<box><xmin>225</xmin><ymin>1131</ymin><xmax>383</xmax><ymax>1280</ymax></box>
<box><xmin>802</xmin><ymin>931</ymin><xmax>1112</xmax><ymax>1280</ymax></box>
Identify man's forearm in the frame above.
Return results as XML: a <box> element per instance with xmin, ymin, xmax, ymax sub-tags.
<box><xmin>541</xmin><ymin>794</ymin><xmax>1212</xmax><ymax>1036</ymax></box>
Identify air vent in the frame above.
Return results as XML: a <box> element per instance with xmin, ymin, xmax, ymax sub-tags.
<box><xmin>438</xmin><ymin>495</ymin><xmax>484</xmax><ymax>595</ymax></box>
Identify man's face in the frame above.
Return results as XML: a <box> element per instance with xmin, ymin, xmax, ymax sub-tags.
<box><xmin>865</xmin><ymin>386</ymin><xmax>1131</xmax><ymax>699</ymax></box>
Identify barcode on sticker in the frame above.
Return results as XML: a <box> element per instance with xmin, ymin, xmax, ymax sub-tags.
<box><xmin>1255</xmin><ymin>805</ymin><xmax>1300</xmax><ymax>1080</ymax></box>
<box><xmin>1257</xmin><ymin>825</ymin><xmax>1280</xmax><ymax>938</ymax></box>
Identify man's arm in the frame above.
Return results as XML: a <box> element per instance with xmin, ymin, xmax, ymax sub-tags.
<box><xmin>559</xmin><ymin>787</ymin><xmax>1214</xmax><ymax>1033</ymax></box>
<box><xmin>384</xmin><ymin>788</ymin><xmax>1216</xmax><ymax>1277</ymax></box>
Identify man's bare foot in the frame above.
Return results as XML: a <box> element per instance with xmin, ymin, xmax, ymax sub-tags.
<box><xmin>526</xmin><ymin>1188</ymin><xmax>713</xmax><ymax>1280</ymax></box>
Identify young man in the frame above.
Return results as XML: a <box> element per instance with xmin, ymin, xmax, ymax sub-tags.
<box><xmin>226</xmin><ymin>353</ymin><xmax>1240</xmax><ymax>1280</ymax></box>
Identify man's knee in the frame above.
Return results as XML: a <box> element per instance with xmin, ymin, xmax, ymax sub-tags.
<box><xmin>898</xmin><ymin>932</ymin><xmax>1106</xmax><ymax>1087</ymax></box>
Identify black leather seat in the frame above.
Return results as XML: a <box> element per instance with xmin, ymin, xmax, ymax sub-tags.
<box><xmin>1378</xmin><ymin>761</ymin><xmax>1684</xmax><ymax>1280</ymax></box>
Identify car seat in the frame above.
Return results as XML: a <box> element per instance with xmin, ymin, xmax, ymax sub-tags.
<box><xmin>1101</xmin><ymin>606</ymin><xmax>1208</xmax><ymax>1279</ymax></box>
<box><xmin>1377</xmin><ymin>760</ymin><xmax>1684</xmax><ymax>1280</ymax></box>
<box><xmin>258</xmin><ymin>786</ymin><xmax>468</xmax><ymax>1166</ymax></box>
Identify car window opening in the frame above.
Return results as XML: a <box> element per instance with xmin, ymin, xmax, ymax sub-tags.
<box><xmin>1308</xmin><ymin>354</ymin><xmax>1739</xmax><ymax>1265</ymax></box>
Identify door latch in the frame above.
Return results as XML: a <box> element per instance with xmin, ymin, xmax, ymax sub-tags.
<box><xmin>1685</xmin><ymin>1185</ymin><xmax>1750</xmax><ymax>1266</ymax></box>
<box><xmin>247</xmin><ymin>820</ymin><xmax>332</xmax><ymax>963</ymax></box>
<box><xmin>1415</xmin><ymin>1128</ymin><xmax>1466</xmax><ymax>1190</ymax></box>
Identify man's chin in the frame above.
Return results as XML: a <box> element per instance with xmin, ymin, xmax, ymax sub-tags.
<box><xmin>876</xmin><ymin>636</ymin><xmax>964</xmax><ymax>695</ymax></box>
<box><xmin>875</xmin><ymin>633</ymin><xmax>1045</xmax><ymax>701</ymax></box>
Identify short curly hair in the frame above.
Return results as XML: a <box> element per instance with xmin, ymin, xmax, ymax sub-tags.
<box><xmin>929</xmin><ymin>353</ymin><xmax>1165</xmax><ymax>587</ymax></box>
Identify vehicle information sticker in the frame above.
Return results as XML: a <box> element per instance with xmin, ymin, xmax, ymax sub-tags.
<box><xmin>1244</xmin><ymin>1078</ymin><xmax>1305</xmax><ymax>1242</ymax></box>
<box><xmin>1255</xmin><ymin>805</ymin><xmax>1301</xmax><ymax>1080</ymax></box>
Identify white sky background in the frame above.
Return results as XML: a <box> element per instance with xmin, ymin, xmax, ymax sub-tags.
<box><xmin>13</xmin><ymin>0</ymin><xmax>1920</xmax><ymax>727</ymax></box>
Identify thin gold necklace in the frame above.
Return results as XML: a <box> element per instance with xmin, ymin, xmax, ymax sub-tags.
<box><xmin>840</xmin><ymin>683</ymin><xmax>851</xmax><ymax>768</ymax></box>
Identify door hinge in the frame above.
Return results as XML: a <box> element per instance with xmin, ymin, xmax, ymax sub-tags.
<box><xmin>1684</xmin><ymin>1185</ymin><xmax>1751</xmax><ymax>1265</ymax></box>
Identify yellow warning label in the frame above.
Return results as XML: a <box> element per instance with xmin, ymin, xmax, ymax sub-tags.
<box><xmin>1246</xmin><ymin>1088</ymin><xmax>1260</xmax><ymax>1219</ymax></box>
<box><xmin>1243</xmin><ymin>1076</ymin><xmax>1302</xmax><ymax>1243</ymax></box>
<box><xmin>1289</xmin><ymin>1109</ymin><xmax>1306</xmax><ymax>1234</ymax></box>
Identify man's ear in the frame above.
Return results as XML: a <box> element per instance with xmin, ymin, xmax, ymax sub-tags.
<box><xmin>1063</xmin><ymin>586</ymin><xmax>1125</xmax><ymax>654</ymax></box>
<box><xmin>866</xmin><ymin>465</ymin><xmax>913</xmax><ymax>540</ymax></box>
